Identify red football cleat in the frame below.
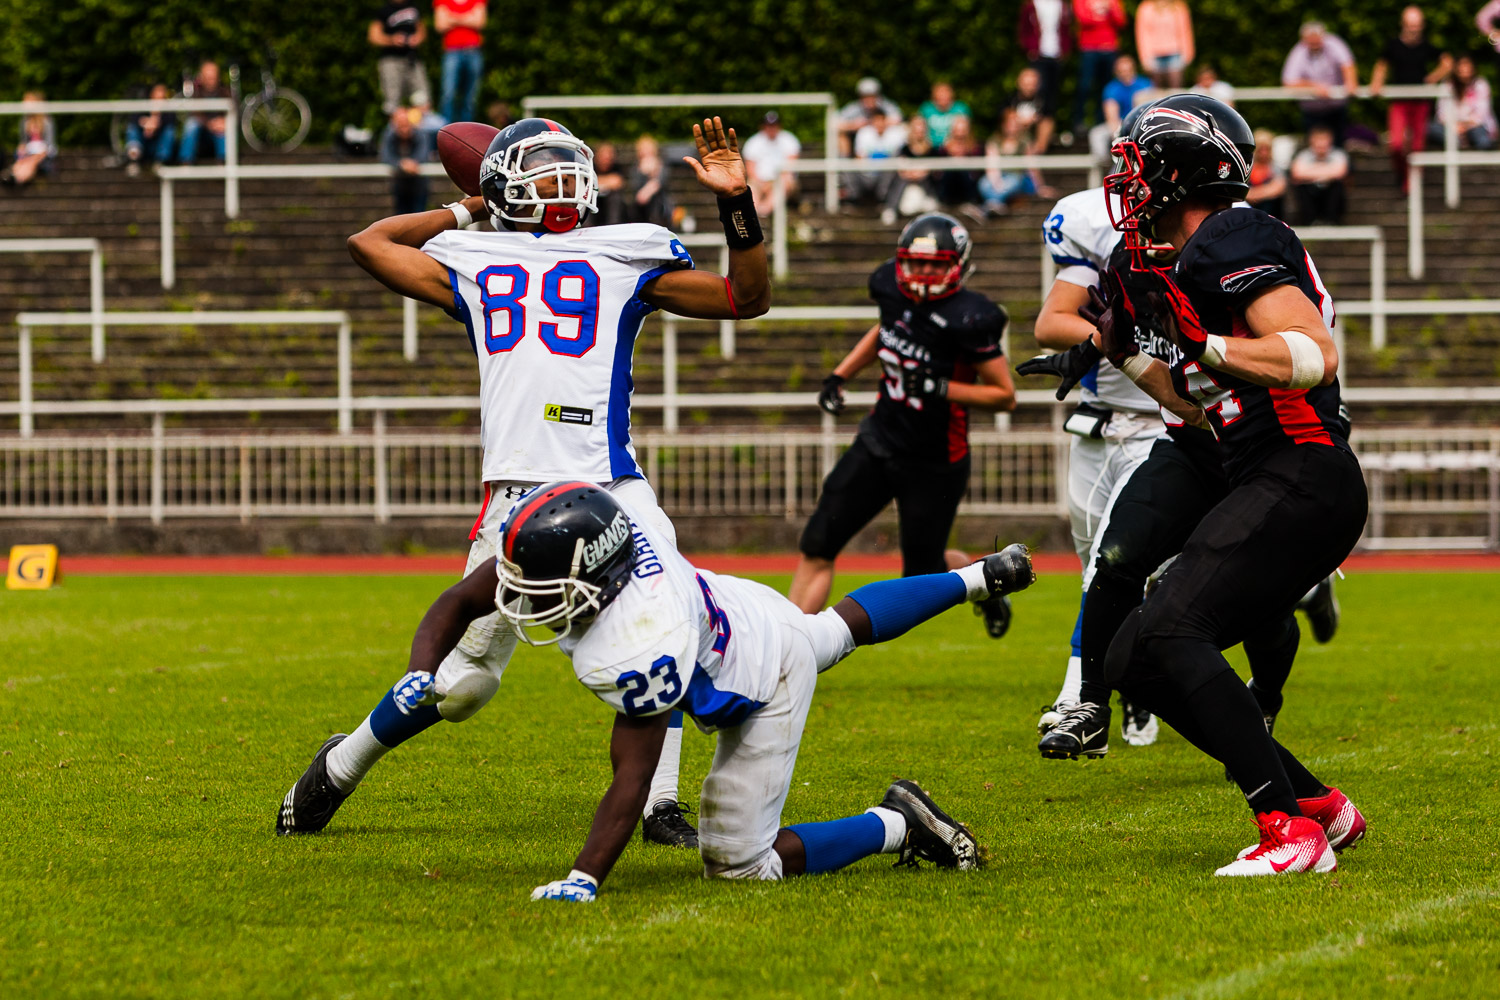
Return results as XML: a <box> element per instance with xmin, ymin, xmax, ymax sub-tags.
<box><xmin>1215</xmin><ymin>811</ymin><xmax>1337</xmax><ymax>877</ymax></box>
<box><xmin>1298</xmin><ymin>786</ymin><xmax>1366</xmax><ymax>852</ymax></box>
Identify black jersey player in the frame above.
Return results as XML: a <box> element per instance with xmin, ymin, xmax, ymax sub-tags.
<box><xmin>1069</xmin><ymin>95</ymin><xmax>1367</xmax><ymax>876</ymax></box>
<box><xmin>789</xmin><ymin>214</ymin><xmax>1018</xmax><ymax>637</ymax></box>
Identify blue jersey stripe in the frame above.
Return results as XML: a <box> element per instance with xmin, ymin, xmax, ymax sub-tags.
<box><xmin>680</xmin><ymin>664</ymin><xmax>765</xmax><ymax>730</ymax></box>
<box><xmin>607</xmin><ymin>266</ymin><xmax>675</xmax><ymax>480</ymax></box>
<box><xmin>1050</xmin><ymin>253</ymin><xmax>1099</xmax><ymax>270</ymax></box>
<box><xmin>445</xmin><ymin>266</ymin><xmax>479</xmax><ymax>356</ymax></box>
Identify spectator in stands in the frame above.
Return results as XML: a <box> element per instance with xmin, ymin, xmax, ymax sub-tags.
<box><xmin>179</xmin><ymin>60</ymin><xmax>229</xmax><ymax>165</ymax></box>
<box><xmin>381</xmin><ymin>107</ymin><xmax>431</xmax><ymax>215</ymax></box>
<box><xmin>1431</xmin><ymin>54</ymin><xmax>1498</xmax><ymax>150</ymax></box>
<box><xmin>371</xmin><ymin>2</ymin><xmax>431</xmax><ymax>116</ymax></box>
<box><xmin>1476</xmin><ymin>1</ymin><xmax>1500</xmax><ymax>70</ymax></box>
<box><xmin>977</xmin><ymin>66</ymin><xmax>1056</xmax><ymax>216</ymax></box>
<box><xmin>1072</xmin><ymin>0</ymin><xmax>1128</xmax><ymax>138</ymax></box>
<box><xmin>1135</xmin><ymin>0</ymin><xmax>1194</xmax><ymax>88</ymax></box>
<box><xmin>434</xmin><ymin>0</ymin><xmax>486</xmax><ymax>124</ymax></box>
<box><xmin>1089</xmin><ymin>54</ymin><xmax>1151</xmax><ymax>160</ymax></box>
<box><xmin>631</xmin><ymin>134</ymin><xmax>676</xmax><ymax>228</ymax></box>
<box><xmin>1371</xmin><ymin>6</ymin><xmax>1452</xmax><ymax>187</ymax></box>
<box><xmin>591</xmin><ymin>142</ymin><xmax>629</xmax><ymax>226</ymax></box>
<box><xmin>2</xmin><ymin>91</ymin><xmax>56</xmax><ymax>188</ymax></box>
<box><xmin>486</xmin><ymin>101</ymin><xmax>513</xmax><ymax>130</ymax></box>
<box><xmin>936</xmin><ymin>115</ymin><xmax>983</xmax><ymax>215</ymax></box>
<box><xmin>881</xmin><ymin>115</ymin><xmax>941</xmax><ymax>224</ymax></box>
<box><xmin>1282</xmin><ymin>21</ymin><xmax>1358</xmax><ymax>144</ymax></box>
<box><xmin>1019</xmin><ymin>0</ymin><xmax>1072</xmax><ymax>131</ymax></box>
<box><xmin>743</xmin><ymin>111</ymin><xmax>802</xmax><ymax>216</ymax></box>
<box><xmin>920</xmin><ymin>81</ymin><xmax>972</xmax><ymax>146</ymax></box>
<box><xmin>1246</xmin><ymin>128</ymin><xmax>1287</xmax><ymax>219</ymax></box>
<box><xmin>1190</xmin><ymin>64</ymin><xmax>1235</xmax><ymax>104</ymax></box>
<box><xmin>1291</xmin><ymin>125</ymin><xmax>1349</xmax><ymax>223</ymax></box>
<box><xmin>843</xmin><ymin>107</ymin><xmax>907</xmax><ymax>206</ymax></box>
<box><xmin>124</xmin><ymin>82</ymin><xmax>177</xmax><ymax>177</ymax></box>
<box><xmin>837</xmin><ymin>78</ymin><xmax>902</xmax><ymax>157</ymax></box>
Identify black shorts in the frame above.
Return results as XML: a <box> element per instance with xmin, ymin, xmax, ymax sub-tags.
<box><xmin>1129</xmin><ymin>444</ymin><xmax>1367</xmax><ymax>666</ymax></box>
<box><xmin>798</xmin><ymin>435</ymin><xmax>970</xmax><ymax>576</ymax></box>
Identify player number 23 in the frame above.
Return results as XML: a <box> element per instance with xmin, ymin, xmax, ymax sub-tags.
<box><xmin>616</xmin><ymin>655</ymin><xmax>683</xmax><ymax>716</ymax></box>
<box><xmin>475</xmin><ymin>261</ymin><xmax>601</xmax><ymax>358</ymax></box>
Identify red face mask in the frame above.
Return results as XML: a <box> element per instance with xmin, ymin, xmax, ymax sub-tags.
<box><xmin>895</xmin><ymin>249</ymin><xmax>963</xmax><ymax>301</ymax></box>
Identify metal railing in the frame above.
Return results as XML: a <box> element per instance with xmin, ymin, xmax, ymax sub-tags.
<box><xmin>1405</xmin><ymin>149</ymin><xmax>1500</xmax><ymax>279</ymax></box>
<box><xmin>13</xmin><ymin>311</ymin><xmax>352</xmax><ymax>437</ymax></box>
<box><xmin>1</xmin><ymin>421</ymin><xmax>1493</xmax><ymax>549</ymax></box>
<box><xmin>0</xmin><ymin>239</ymin><xmax>105</xmax><ymax>359</ymax></box>
<box><xmin>521</xmin><ymin>91</ymin><xmax>839</xmax><ymax>208</ymax></box>
<box><xmin>1</xmin><ymin>98</ymin><xmax>239</xmax><ymax>215</ymax></box>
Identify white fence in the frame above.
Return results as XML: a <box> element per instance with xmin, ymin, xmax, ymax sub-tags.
<box><xmin>0</xmin><ymin>421</ymin><xmax>1494</xmax><ymax>550</ymax></box>
<box><xmin>0</xmin><ymin>239</ymin><xmax>105</xmax><ymax>358</ymax></box>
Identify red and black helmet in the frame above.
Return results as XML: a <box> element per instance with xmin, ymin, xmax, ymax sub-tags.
<box><xmin>479</xmin><ymin>118</ymin><xmax>598</xmax><ymax>234</ymax></box>
<box><xmin>1105</xmin><ymin>94</ymin><xmax>1254</xmax><ymax>248</ymax></box>
<box><xmin>494</xmin><ymin>481</ymin><xmax>636</xmax><ymax>645</ymax></box>
<box><xmin>895</xmin><ymin>212</ymin><xmax>972</xmax><ymax>301</ymax></box>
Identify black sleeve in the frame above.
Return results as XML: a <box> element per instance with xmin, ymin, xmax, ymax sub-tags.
<box><xmin>868</xmin><ymin>259</ymin><xmax>899</xmax><ymax>303</ymax></box>
<box><xmin>1178</xmin><ymin>210</ymin><xmax>1301</xmax><ymax>310</ymax></box>
<box><xmin>958</xmin><ymin>301</ymin><xmax>1007</xmax><ymax>361</ymax></box>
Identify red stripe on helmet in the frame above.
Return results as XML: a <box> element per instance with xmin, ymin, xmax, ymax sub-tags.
<box><xmin>502</xmin><ymin>481</ymin><xmax>595</xmax><ymax>561</ymax></box>
<box><xmin>542</xmin><ymin>118</ymin><xmax>563</xmax><ymax>133</ymax></box>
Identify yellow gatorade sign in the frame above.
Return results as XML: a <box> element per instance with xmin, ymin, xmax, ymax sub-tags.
<box><xmin>6</xmin><ymin>544</ymin><xmax>59</xmax><ymax>590</ymax></box>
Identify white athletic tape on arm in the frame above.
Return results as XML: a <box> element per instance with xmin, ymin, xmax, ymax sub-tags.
<box><xmin>1118</xmin><ymin>353</ymin><xmax>1154</xmax><ymax>382</ymax></box>
<box><xmin>1201</xmin><ymin>334</ymin><xmax>1227</xmax><ymax>368</ymax></box>
<box><xmin>1275</xmin><ymin>330</ymin><xmax>1326</xmax><ymax>389</ymax></box>
<box><xmin>445</xmin><ymin>201</ymin><xmax>473</xmax><ymax>229</ymax></box>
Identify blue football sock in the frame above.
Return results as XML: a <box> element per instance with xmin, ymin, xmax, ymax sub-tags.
<box><xmin>845</xmin><ymin>573</ymin><xmax>967</xmax><ymax>643</ymax></box>
<box><xmin>669</xmin><ymin>710</ymin><xmax>683</xmax><ymax>729</ymax></box>
<box><xmin>1070</xmin><ymin>591</ymin><xmax>1086</xmax><ymax>660</ymax></box>
<box><xmin>368</xmin><ymin>687</ymin><xmax>443</xmax><ymax>749</ymax></box>
<box><xmin>785</xmin><ymin>813</ymin><xmax>888</xmax><ymax>874</ymax></box>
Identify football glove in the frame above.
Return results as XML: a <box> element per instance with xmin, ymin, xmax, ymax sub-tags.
<box><xmin>531</xmin><ymin>870</ymin><xmax>599</xmax><ymax>903</ymax></box>
<box><xmin>817</xmin><ymin>373</ymin><xmax>846</xmax><ymax>414</ymax></box>
<box><xmin>1080</xmin><ymin>275</ymin><xmax>1139</xmax><ymax>369</ymax></box>
<box><xmin>1017</xmin><ymin>339</ymin><xmax>1104</xmax><ymax>401</ymax></box>
<box><xmin>901</xmin><ymin>365</ymin><xmax>949</xmax><ymax>400</ymax></box>
<box><xmin>391</xmin><ymin>671</ymin><xmax>444</xmax><ymax>716</ymax></box>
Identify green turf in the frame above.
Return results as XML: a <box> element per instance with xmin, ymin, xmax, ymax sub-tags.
<box><xmin>2</xmin><ymin>571</ymin><xmax>1499</xmax><ymax>1000</ymax></box>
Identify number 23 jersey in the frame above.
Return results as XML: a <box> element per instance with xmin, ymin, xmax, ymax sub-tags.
<box><xmin>423</xmin><ymin>224</ymin><xmax>693</xmax><ymax>485</ymax></box>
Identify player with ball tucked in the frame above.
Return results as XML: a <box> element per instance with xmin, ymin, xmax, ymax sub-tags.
<box><xmin>276</xmin><ymin>116</ymin><xmax>767</xmax><ymax>848</ymax></box>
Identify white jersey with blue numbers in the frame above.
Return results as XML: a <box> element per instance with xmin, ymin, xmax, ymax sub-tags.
<box><xmin>1041</xmin><ymin>189</ymin><xmax>1159</xmax><ymax>414</ymax></box>
<box><xmin>422</xmin><ymin>224</ymin><xmax>693</xmax><ymax>484</ymax></box>
<box><xmin>559</xmin><ymin>496</ymin><xmax>787</xmax><ymax>734</ymax></box>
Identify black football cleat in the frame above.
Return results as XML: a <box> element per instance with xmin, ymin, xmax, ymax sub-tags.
<box><xmin>979</xmin><ymin>542</ymin><xmax>1036</xmax><ymax>599</ymax></box>
<box><xmin>642</xmin><ymin>800</ymin><xmax>699</xmax><ymax>849</ymax></box>
<box><xmin>276</xmin><ymin>734</ymin><xmax>352</xmax><ymax>836</ymax></box>
<box><xmin>879</xmin><ymin>779</ymin><xmax>981</xmax><ymax>870</ymax></box>
<box><xmin>974</xmin><ymin>593</ymin><xmax>1013</xmax><ymax>639</ymax></box>
<box><xmin>1298</xmin><ymin>576</ymin><xmax>1340</xmax><ymax>644</ymax></box>
<box><xmin>1038</xmin><ymin>701</ymin><xmax>1110</xmax><ymax>760</ymax></box>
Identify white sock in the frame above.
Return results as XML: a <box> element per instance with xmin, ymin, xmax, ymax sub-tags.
<box><xmin>950</xmin><ymin>562</ymin><xmax>990</xmax><ymax>602</ymax></box>
<box><xmin>865</xmin><ymin>806</ymin><xmax>907</xmax><ymax>853</ymax></box>
<box><xmin>644</xmin><ymin>722</ymin><xmax>683</xmax><ymax>814</ymax></box>
<box><xmin>1055</xmin><ymin>656</ymin><xmax>1083</xmax><ymax>707</ymax></box>
<box><xmin>325</xmin><ymin>717</ymin><xmax>389</xmax><ymax>793</ymax></box>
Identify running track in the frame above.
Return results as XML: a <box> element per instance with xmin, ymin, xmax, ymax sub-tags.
<box><xmin>53</xmin><ymin>551</ymin><xmax>1500</xmax><ymax>576</ymax></box>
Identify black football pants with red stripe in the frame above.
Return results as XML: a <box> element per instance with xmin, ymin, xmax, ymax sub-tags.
<box><xmin>1102</xmin><ymin>443</ymin><xmax>1368</xmax><ymax>817</ymax></box>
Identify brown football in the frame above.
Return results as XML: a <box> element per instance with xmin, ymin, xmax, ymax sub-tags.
<box><xmin>437</xmin><ymin>121</ymin><xmax>500</xmax><ymax>197</ymax></box>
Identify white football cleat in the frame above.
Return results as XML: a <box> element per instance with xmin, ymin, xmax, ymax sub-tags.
<box><xmin>1120</xmin><ymin>699</ymin><xmax>1159</xmax><ymax>746</ymax></box>
<box><xmin>1215</xmin><ymin>811</ymin><xmax>1336</xmax><ymax>876</ymax></box>
<box><xmin>1037</xmin><ymin>702</ymin><xmax>1069</xmax><ymax>734</ymax></box>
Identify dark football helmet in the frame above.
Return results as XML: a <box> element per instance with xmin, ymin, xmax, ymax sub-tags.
<box><xmin>895</xmin><ymin>212</ymin><xmax>972</xmax><ymax>301</ymax></box>
<box><xmin>1105</xmin><ymin>94</ymin><xmax>1254</xmax><ymax>246</ymax></box>
<box><xmin>479</xmin><ymin>118</ymin><xmax>598</xmax><ymax>234</ymax></box>
<box><xmin>494</xmin><ymin>481</ymin><xmax>636</xmax><ymax>645</ymax></box>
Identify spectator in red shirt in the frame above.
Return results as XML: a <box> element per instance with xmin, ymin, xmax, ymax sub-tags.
<box><xmin>434</xmin><ymin>0</ymin><xmax>486</xmax><ymax>123</ymax></box>
<box><xmin>1072</xmin><ymin>0</ymin><xmax>1127</xmax><ymax>137</ymax></box>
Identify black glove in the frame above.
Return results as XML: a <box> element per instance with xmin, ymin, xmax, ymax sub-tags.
<box><xmin>1017</xmin><ymin>338</ymin><xmax>1104</xmax><ymax>401</ymax></box>
<box><xmin>817</xmin><ymin>373</ymin><xmax>846</xmax><ymax>414</ymax></box>
<box><xmin>901</xmin><ymin>365</ymin><xmax>949</xmax><ymax>400</ymax></box>
<box><xmin>1081</xmin><ymin>273</ymin><xmax>1140</xmax><ymax>369</ymax></box>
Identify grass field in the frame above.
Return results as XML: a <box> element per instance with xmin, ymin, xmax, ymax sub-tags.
<box><xmin>3</xmin><ymin>569</ymin><xmax>1499</xmax><ymax>999</ymax></box>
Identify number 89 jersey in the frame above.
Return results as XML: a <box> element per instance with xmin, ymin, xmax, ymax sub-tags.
<box><xmin>423</xmin><ymin>224</ymin><xmax>693</xmax><ymax>484</ymax></box>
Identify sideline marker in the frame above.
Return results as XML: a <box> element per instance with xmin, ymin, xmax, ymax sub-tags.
<box><xmin>6</xmin><ymin>544</ymin><xmax>59</xmax><ymax>590</ymax></box>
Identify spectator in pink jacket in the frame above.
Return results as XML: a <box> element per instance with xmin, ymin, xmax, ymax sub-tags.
<box><xmin>1072</xmin><ymin>0</ymin><xmax>1127</xmax><ymax>136</ymax></box>
<box><xmin>1135</xmin><ymin>0</ymin><xmax>1194</xmax><ymax>88</ymax></box>
<box><xmin>1020</xmin><ymin>0</ymin><xmax>1073</xmax><ymax>127</ymax></box>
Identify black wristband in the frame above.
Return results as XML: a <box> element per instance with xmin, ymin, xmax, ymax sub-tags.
<box><xmin>717</xmin><ymin>189</ymin><xmax>763</xmax><ymax>250</ymax></box>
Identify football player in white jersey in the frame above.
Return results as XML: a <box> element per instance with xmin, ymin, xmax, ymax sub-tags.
<box><xmin>276</xmin><ymin>117</ymin><xmax>769</xmax><ymax>844</ymax></box>
<box><xmin>350</xmin><ymin>481</ymin><xmax>1035</xmax><ymax>899</ymax></box>
<box><xmin>1025</xmin><ymin>179</ymin><xmax>1173</xmax><ymax>746</ymax></box>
